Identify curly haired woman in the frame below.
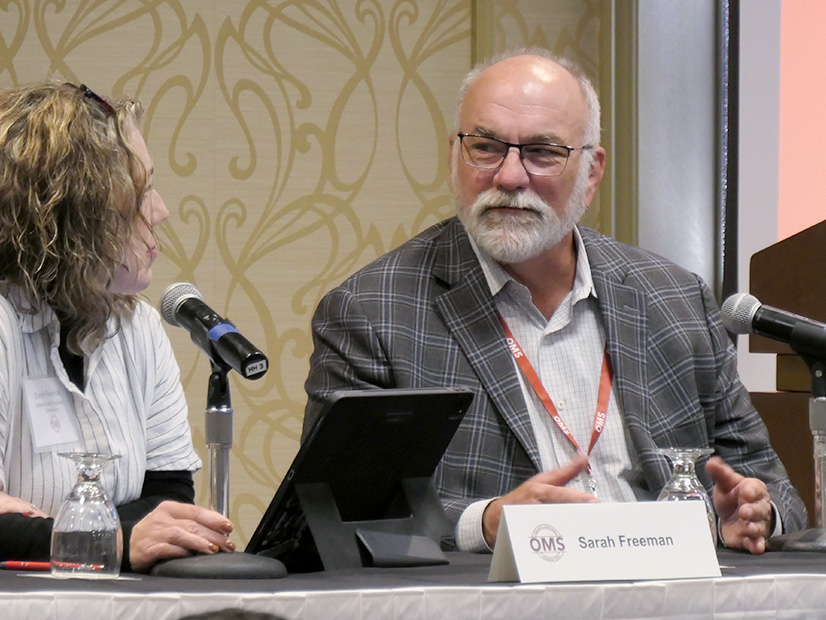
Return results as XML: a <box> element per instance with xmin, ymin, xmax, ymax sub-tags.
<box><xmin>0</xmin><ymin>82</ymin><xmax>235</xmax><ymax>572</ymax></box>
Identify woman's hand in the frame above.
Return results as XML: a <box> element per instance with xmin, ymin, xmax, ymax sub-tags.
<box><xmin>128</xmin><ymin>501</ymin><xmax>236</xmax><ymax>572</ymax></box>
<box><xmin>0</xmin><ymin>491</ymin><xmax>50</xmax><ymax>518</ymax></box>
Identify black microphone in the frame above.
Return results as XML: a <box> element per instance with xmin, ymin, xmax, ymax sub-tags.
<box><xmin>721</xmin><ymin>293</ymin><xmax>826</xmax><ymax>359</ymax></box>
<box><xmin>160</xmin><ymin>282</ymin><xmax>268</xmax><ymax>380</ymax></box>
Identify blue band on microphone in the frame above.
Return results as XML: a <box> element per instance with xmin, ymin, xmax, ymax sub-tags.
<box><xmin>208</xmin><ymin>322</ymin><xmax>239</xmax><ymax>341</ymax></box>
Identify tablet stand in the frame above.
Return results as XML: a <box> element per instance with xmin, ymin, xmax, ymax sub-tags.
<box><xmin>767</xmin><ymin>340</ymin><xmax>826</xmax><ymax>551</ymax></box>
<box><xmin>151</xmin><ymin>364</ymin><xmax>287</xmax><ymax>578</ymax></box>
<box><xmin>295</xmin><ymin>477</ymin><xmax>451</xmax><ymax>570</ymax></box>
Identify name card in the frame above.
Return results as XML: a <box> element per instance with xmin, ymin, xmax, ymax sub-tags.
<box><xmin>23</xmin><ymin>376</ymin><xmax>81</xmax><ymax>452</ymax></box>
<box><xmin>489</xmin><ymin>501</ymin><xmax>720</xmax><ymax>583</ymax></box>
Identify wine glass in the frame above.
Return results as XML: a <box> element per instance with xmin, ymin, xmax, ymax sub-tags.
<box><xmin>50</xmin><ymin>453</ymin><xmax>123</xmax><ymax>579</ymax></box>
<box><xmin>657</xmin><ymin>447</ymin><xmax>717</xmax><ymax>545</ymax></box>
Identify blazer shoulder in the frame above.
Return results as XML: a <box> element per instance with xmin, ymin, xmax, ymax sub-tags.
<box><xmin>338</xmin><ymin>217</ymin><xmax>475</xmax><ymax>290</ymax></box>
<box><xmin>580</xmin><ymin>226</ymin><xmax>705</xmax><ymax>292</ymax></box>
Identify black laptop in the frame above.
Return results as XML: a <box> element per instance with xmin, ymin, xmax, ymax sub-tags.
<box><xmin>245</xmin><ymin>387</ymin><xmax>474</xmax><ymax>572</ymax></box>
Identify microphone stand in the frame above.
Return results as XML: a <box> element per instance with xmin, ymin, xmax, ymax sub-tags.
<box><xmin>767</xmin><ymin>325</ymin><xmax>826</xmax><ymax>551</ymax></box>
<box><xmin>150</xmin><ymin>361</ymin><xmax>287</xmax><ymax>578</ymax></box>
<box><xmin>206</xmin><ymin>364</ymin><xmax>232</xmax><ymax>516</ymax></box>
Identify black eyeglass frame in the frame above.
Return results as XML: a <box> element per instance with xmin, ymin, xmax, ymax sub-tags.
<box><xmin>457</xmin><ymin>133</ymin><xmax>592</xmax><ymax>177</ymax></box>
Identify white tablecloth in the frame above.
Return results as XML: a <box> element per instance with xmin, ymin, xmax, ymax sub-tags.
<box><xmin>3</xmin><ymin>552</ymin><xmax>825</xmax><ymax>619</ymax></box>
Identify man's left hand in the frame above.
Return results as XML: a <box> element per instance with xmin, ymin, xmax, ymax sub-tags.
<box><xmin>706</xmin><ymin>456</ymin><xmax>773</xmax><ymax>554</ymax></box>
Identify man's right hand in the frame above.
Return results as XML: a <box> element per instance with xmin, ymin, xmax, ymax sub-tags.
<box><xmin>482</xmin><ymin>454</ymin><xmax>596</xmax><ymax>547</ymax></box>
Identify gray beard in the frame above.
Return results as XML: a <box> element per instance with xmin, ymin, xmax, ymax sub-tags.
<box><xmin>455</xmin><ymin>169</ymin><xmax>590</xmax><ymax>265</ymax></box>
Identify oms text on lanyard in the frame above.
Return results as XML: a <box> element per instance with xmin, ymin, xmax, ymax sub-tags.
<box><xmin>499</xmin><ymin>314</ymin><xmax>613</xmax><ymax>496</ymax></box>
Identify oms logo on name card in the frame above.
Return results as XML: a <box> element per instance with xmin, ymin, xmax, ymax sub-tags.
<box><xmin>489</xmin><ymin>502</ymin><xmax>719</xmax><ymax>583</ymax></box>
<box><xmin>528</xmin><ymin>524</ymin><xmax>566</xmax><ymax>562</ymax></box>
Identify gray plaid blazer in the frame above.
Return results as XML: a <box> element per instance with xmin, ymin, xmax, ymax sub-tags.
<box><xmin>304</xmin><ymin>217</ymin><xmax>807</xmax><ymax>534</ymax></box>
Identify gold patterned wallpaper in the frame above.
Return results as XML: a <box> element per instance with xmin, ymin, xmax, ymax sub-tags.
<box><xmin>0</xmin><ymin>0</ymin><xmax>608</xmax><ymax>544</ymax></box>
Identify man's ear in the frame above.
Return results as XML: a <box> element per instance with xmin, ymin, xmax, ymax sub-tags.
<box><xmin>584</xmin><ymin>146</ymin><xmax>606</xmax><ymax>207</ymax></box>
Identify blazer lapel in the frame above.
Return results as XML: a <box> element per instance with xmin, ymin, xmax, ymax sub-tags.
<box><xmin>432</xmin><ymin>220</ymin><xmax>543</xmax><ymax>471</ymax></box>
<box><xmin>583</xmin><ymin>230</ymin><xmax>666</xmax><ymax>491</ymax></box>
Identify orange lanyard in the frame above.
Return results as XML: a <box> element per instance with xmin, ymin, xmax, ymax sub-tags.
<box><xmin>499</xmin><ymin>314</ymin><xmax>613</xmax><ymax>494</ymax></box>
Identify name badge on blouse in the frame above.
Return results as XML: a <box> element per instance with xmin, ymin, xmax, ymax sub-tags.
<box><xmin>23</xmin><ymin>377</ymin><xmax>81</xmax><ymax>452</ymax></box>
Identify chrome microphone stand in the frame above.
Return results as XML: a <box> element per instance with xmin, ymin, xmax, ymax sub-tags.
<box><xmin>154</xmin><ymin>282</ymin><xmax>286</xmax><ymax>576</ymax></box>
<box><xmin>206</xmin><ymin>364</ymin><xmax>233</xmax><ymax>516</ymax></box>
<box><xmin>767</xmin><ymin>353</ymin><xmax>826</xmax><ymax>551</ymax></box>
<box><xmin>151</xmin><ymin>364</ymin><xmax>286</xmax><ymax>578</ymax></box>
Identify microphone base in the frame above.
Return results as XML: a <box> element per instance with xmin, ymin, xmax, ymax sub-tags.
<box><xmin>149</xmin><ymin>552</ymin><xmax>287</xmax><ymax>579</ymax></box>
<box><xmin>767</xmin><ymin>528</ymin><xmax>826</xmax><ymax>552</ymax></box>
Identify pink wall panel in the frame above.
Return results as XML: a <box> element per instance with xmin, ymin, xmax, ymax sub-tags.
<box><xmin>779</xmin><ymin>0</ymin><xmax>826</xmax><ymax>240</ymax></box>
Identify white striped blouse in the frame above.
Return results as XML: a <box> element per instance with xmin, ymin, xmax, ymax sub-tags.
<box><xmin>0</xmin><ymin>289</ymin><xmax>201</xmax><ymax>517</ymax></box>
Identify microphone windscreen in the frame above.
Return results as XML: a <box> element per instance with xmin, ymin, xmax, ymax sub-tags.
<box><xmin>721</xmin><ymin>293</ymin><xmax>761</xmax><ymax>335</ymax></box>
<box><xmin>160</xmin><ymin>282</ymin><xmax>203</xmax><ymax>327</ymax></box>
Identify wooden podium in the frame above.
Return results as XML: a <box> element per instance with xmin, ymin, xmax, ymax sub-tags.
<box><xmin>748</xmin><ymin>219</ymin><xmax>826</xmax><ymax>525</ymax></box>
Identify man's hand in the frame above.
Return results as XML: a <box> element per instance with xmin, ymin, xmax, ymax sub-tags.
<box><xmin>129</xmin><ymin>501</ymin><xmax>236</xmax><ymax>572</ymax></box>
<box><xmin>706</xmin><ymin>456</ymin><xmax>773</xmax><ymax>554</ymax></box>
<box><xmin>482</xmin><ymin>454</ymin><xmax>595</xmax><ymax>548</ymax></box>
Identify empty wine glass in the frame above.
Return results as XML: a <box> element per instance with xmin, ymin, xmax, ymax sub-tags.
<box><xmin>657</xmin><ymin>447</ymin><xmax>717</xmax><ymax>545</ymax></box>
<box><xmin>51</xmin><ymin>453</ymin><xmax>123</xmax><ymax>578</ymax></box>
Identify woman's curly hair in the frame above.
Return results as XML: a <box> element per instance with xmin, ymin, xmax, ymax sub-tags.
<box><xmin>0</xmin><ymin>82</ymin><xmax>149</xmax><ymax>355</ymax></box>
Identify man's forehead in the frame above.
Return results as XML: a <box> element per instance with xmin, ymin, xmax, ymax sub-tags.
<box><xmin>483</xmin><ymin>55</ymin><xmax>573</xmax><ymax>85</ymax></box>
<box><xmin>467</xmin><ymin>57</ymin><xmax>581</xmax><ymax>105</ymax></box>
<box><xmin>462</xmin><ymin>58</ymin><xmax>586</xmax><ymax>138</ymax></box>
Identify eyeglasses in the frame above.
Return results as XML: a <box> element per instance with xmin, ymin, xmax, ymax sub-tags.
<box><xmin>457</xmin><ymin>133</ymin><xmax>591</xmax><ymax>177</ymax></box>
<box><xmin>67</xmin><ymin>83</ymin><xmax>117</xmax><ymax>116</ymax></box>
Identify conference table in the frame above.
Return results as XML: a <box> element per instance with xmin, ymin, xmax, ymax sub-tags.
<box><xmin>2</xmin><ymin>549</ymin><xmax>826</xmax><ymax>619</ymax></box>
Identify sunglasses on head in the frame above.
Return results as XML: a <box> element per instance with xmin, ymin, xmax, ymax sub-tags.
<box><xmin>67</xmin><ymin>83</ymin><xmax>117</xmax><ymax>116</ymax></box>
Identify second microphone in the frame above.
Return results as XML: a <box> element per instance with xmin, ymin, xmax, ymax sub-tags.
<box><xmin>721</xmin><ymin>292</ymin><xmax>826</xmax><ymax>360</ymax></box>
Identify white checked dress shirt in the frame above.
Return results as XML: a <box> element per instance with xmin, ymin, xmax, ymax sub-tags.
<box><xmin>455</xmin><ymin>228</ymin><xmax>643</xmax><ymax>552</ymax></box>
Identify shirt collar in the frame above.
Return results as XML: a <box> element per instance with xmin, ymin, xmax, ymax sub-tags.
<box><xmin>4</xmin><ymin>286</ymin><xmax>58</xmax><ymax>334</ymax></box>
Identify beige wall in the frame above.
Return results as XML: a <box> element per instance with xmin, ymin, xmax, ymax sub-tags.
<box><xmin>1</xmin><ymin>0</ymin><xmax>606</xmax><ymax>544</ymax></box>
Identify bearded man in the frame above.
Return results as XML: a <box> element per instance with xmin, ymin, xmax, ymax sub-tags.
<box><xmin>302</xmin><ymin>49</ymin><xmax>807</xmax><ymax>554</ymax></box>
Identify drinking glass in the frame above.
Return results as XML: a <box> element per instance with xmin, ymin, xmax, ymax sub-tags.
<box><xmin>50</xmin><ymin>453</ymin><xmax>123</xmax><ymax>578</ymax></box>
<box><xmin>657</xmin><ymin>447</ymin><xmax>717</xmax><ymax>545</ymax></box>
